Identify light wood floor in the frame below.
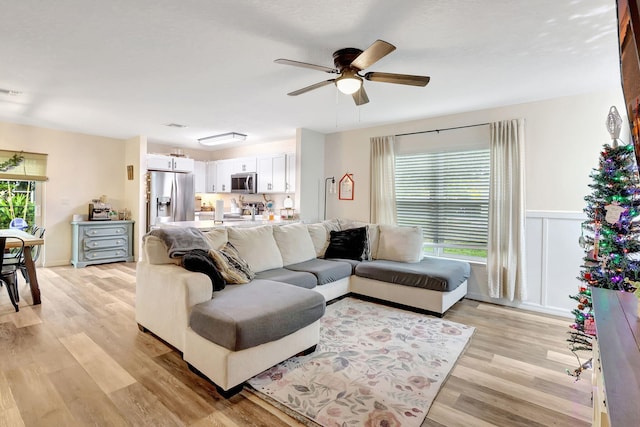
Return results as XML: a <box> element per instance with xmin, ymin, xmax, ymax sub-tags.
<box><xmin>0</xmin><ymin>263</ymin><xmax>593</xmax><ymax>426</ymax></box>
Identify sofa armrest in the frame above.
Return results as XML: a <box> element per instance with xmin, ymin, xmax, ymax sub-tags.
<box><xmin>136</xmin><ymin>260</ymin><xmax>212</xmax><ymax>351</ymax></box>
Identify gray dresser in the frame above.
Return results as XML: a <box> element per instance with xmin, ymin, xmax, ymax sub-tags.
<box><xmin>71</xmin><ymin>220</ymin><xmax>134</xmax><ymax>267</ymax></box>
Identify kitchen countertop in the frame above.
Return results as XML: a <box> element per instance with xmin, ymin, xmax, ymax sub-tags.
<box><xmin>161</xmin><ymin>217</ymin><xmax>299</xmax><ymax>230</ymax></box>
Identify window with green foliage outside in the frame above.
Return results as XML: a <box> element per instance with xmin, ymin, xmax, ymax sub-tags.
<box><xmin>0</xmin><ymin>180</ymin><xmax>36</xmax><ymax>229</ymax></box>
<box><xmin>395</xmin><ymin>149</ymin><xmax>490</xmax><ymax>261</ymax></box>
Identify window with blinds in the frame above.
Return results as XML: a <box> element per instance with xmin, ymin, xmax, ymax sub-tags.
<box><xmin>395</xmin><ymin>149</ymin><xmax>490</xmax><ymax>259</ymax></box>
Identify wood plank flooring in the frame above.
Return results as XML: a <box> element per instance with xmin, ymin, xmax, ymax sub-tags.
<box><xmin>0</xmin><ymin>263</ymin><xmax>593</xmax><ymax>426</ymax></box>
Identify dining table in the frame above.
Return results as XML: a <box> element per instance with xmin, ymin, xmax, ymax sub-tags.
<box><xmin>0</xmin><ymin>228</ymin><xmax>44</xmax><ymax>305</ymax></box>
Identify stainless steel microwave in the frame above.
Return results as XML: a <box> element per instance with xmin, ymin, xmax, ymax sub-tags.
<box><xmin>230</xmin><ymin>172</ymin><xmax>257</xmax><ymax>193</ymax></box>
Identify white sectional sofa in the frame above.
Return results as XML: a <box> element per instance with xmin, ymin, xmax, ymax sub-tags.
<box><xmin>135</xmin><ymin>219</ymin><xmax>469</xmax><ymax>396</ymax></box>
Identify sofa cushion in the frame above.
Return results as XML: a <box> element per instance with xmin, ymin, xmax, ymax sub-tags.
<box><xmin>336</xmin><ymin>218</ymin><xmax>367</xmax><ymax>230</ymax></box>
<box><xmin>143</xmin><ymin>235</ymin><xmax>181</xmax><ymax>265</ymax></box>
<box><xmin>376</xmin><ymin>225</ymin><xmax>423</xmax><ymax>263</ymax></box>
<box><xmin>254</xmin><ymin>268</ymin><xmax>317</xmax><ymax>289</ymax></box>
<box><xmin>146</xmin><ymin>227</ymin><xmax>211</xmax><ymax>258</ymax></box>
<box><xmin>307</xmin><ymin>223</ymin><xmax>330</xmax><ymax>258</ymax></box>
<box><xmin>203</xmin><ymin>227</ymin><xmax>228</xmax><ymax>250</ymax></box>
<box><xmin>273</xmin><ymin>222</ymin><xmax>317</xmax><ymax>266</ymax></box>
<box><xmin>227</xmin><ymin>225</ymin><xmax>283</xmax><ymax>273</ymax></box>
<box><xmin>286</xmin><ymin>258</ymin><xmax>352</xmax><ymax>285</ymax></box>
<box><xmin>323</xmin><ymin>219</ymin><xmax>341</xmax><ymax>232</ymax></box>
<box><xmin>324</xmin><ymin>257</ymin><xmax>361</xmax><ymax>274</ymax></box>
<box><xmin>189</xmin><ymin>279</ymin><xmax>325</xmax><ymax>351</ymax></box>
<box><xmin>324</xmin><ymin>227</ymin><xmax>367</xmax><ymax>261</ymax></box>
<box><xmin>354</xmin><ymin>258</ymin><xmax>470</xmax><ymax>292</ymax></box>
<box><xmin>209</xmin><ymin>243</ymin><xmax>255</xmax><ymax>284</ymax></box>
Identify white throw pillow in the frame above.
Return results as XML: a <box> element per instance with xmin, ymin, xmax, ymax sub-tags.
<box><xmin>307</xmin><ymin>223</ymin><xmax>330</xmax><ymax>257</ymax></box>
<box><xmin>376</xmin><ymin>225</ymin><xmax>423</xmax><ymax>263</ymax></box>
<box><xmin>337</xmin><ymin>218</ymin><xmax>367</xmax><ymax>230</ymax></box>
<box><xmin>143</xmin><ymin>235</ymin><xmax>181</xmax><ymax>265</ymax></box>
<box><xmin>273</xmin><ymin>222</ymin><xmax>317</xmax><ymax>266</ymax></box>
<box><xmin>367</xmin><ymin>224</ymin><xmax>380</xmax><ymax>260</ymax></box>
<box><xmin>203</xmin><ymin>227</ymin><xmax>228</xmax><ymax>250</ymax></box>
<box><xmin>227</xmin><ymin>225</ymin><xmax>283</xmax><ymax>273</ymax></box>
<box><xmin>322</xmin><ymin>219</ymin><xmax>341</xmax><ymax>232</ymax></box>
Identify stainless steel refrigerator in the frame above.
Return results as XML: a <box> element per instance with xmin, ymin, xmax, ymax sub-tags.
<box><xmin>146</xmin><ymin>171</ymin><xmax>195</xmax><ymax>231</ymax></box>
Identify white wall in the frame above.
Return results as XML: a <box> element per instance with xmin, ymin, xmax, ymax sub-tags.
<box><xmin>124</xmin><ymin>135</ymin><xmax>146</xmax><ymax>260</ymax></box>
<box><xmin>323</xmin><ymin>89</ymin><xmax>627</xmax><ymax>316</ymax></box>
<box><xmin>297</xmin><ymin>128</ymin><xmax>326</xmax><ymax>223</ymax></box>
<box><xmin>0</xmin><ymin>121</ymin><xmax>129</xmax><ymax>266</ymax></box>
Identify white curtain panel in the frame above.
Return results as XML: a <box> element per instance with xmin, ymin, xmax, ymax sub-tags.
<box><xmin>488</xmin><ymin>119</ymin><xmax>527</xmax><ymax>301</ymax></box>
<box><xmin>370</xmin><ymin>136</ymin><xmax>397</xmax><ymax>225</ymax></box>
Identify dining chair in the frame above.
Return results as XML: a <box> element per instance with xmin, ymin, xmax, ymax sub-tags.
<box><xmin>0</xmin><ymin>236</ymin><xmax>22</xmax><ymax>312</ymax></box>
<box><xmin>3</xmin><ymin>227</ymin><xmax>44</xmax><ymax>297</ymax></box>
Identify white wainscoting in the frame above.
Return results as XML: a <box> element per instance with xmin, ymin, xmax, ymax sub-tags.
<box><xmin>465</xmin><ymin>210</ymin><xmax>585</xmax><ymax>318</ymax></box>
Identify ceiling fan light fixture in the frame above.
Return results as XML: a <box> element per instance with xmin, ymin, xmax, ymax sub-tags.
<box><xmin>198</xmin><ymin>132</ymin><xmax>247</xmax><ymax>146</ymax></box>
<box><xmin>335</xmin><ymin>71</ymin><xmax>362</xmax><ymax>95</ymax></box>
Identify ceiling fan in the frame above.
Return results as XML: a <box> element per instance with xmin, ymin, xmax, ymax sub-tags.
<box><xmin>275</xmin><ymin>40</ymin><xmax>430</xmax><ymax>106</ymax></box>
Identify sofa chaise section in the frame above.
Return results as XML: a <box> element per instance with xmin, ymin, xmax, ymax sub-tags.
<box><xmin>185</xmin><ymin>279</ymin><xmax>324</xmax><ymax>394</ymax></box>
<box><xmin>354</xmin><ymin>258</ymin><xmax>470</xmax><ymax>292</ymax></box>
<box><xmin>189</xmin><ymin>279</ymin><xmax>325</xmax><ymax>352</ymax></box>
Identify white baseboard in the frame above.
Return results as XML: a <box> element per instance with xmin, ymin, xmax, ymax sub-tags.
<box><xmin>465</xmin><ymin>291</ymin><xmax>572</xmax><ymax>319</ymax></box>
<box><xmin>44</xmin><ymin>259</ymin><xmax>73</xmax><ymax>267</ymax></box>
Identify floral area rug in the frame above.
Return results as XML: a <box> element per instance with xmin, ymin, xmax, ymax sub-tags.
<box><xmin>247</xmin><ymin>297</ymin><xmax>474</xmax><ymax>427</ymax></box>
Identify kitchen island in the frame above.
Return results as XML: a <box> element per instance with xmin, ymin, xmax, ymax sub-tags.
<box><xmin>160</xmin><ymin>216</ymin><xmax>299</xmax><ymax>231</ymax></box>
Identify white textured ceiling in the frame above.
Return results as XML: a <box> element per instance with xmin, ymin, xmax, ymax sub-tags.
<box><xmin>0</xmin><ymin>0</ymin><xmax>621</xmax><ymax>150</ymax></box>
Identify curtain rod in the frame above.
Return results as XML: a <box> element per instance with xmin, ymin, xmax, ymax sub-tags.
<box><xmin>394</xmin><ymin>122</ymin><xmax>490</xmax><ymax>138</ymax></box>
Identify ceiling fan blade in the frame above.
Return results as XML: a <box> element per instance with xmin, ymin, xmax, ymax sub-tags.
<box><xmin>274</xmin><ymin>58</ymin><xmax>338</xmax><ymax>74</ymax></box>
<box><xmin>287</xmin><ymin>79</ymin><xmax>336</xmax><ymax>96</ymax></box>
<box><xmin>350</xmin><ymin>40</ymin><xmax>396</xmax><ymax>70</ymax></box>
<box><xmin>352</xmin><ymin>86</ymin><xmax>369</xmax><ymax>106</ymax></box>
<box><xmin>364</xmin><ymin>72</ymin><xmax>430</xmax><ymax>87</ymax></box>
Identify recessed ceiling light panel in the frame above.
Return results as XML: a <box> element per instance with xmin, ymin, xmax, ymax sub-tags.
<box><xmin>198</xmin><ymin>132</ymin><xmax>247</xmax><ymax>146</ymax></box>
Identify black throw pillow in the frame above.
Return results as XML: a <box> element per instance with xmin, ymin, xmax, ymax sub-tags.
<box><xmin>324</xmin><ymin>227</ymin><xmax>367</xmax><ymax>261</ymax></box>
<box><xmin>182</xmin><ymin>249</ymin><xmax>226</xmax><ymax>293</ymax></box>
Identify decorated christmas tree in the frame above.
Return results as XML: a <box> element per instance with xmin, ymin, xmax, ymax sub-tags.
<box><xmin>567</xmin><ymin>106</ymin><xmax>640</xmax><ymax>379</ymax></box>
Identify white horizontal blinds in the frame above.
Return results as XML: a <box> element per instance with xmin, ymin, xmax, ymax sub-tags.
<box><xmin>395</xmin><ymin>149</ymin><xmax>490</xmax><ymax>248</ymax></box>
<box><xmin>0</xmin><ymin>150</ymin><xmax>48</xmax><ymax>181</ymax></box>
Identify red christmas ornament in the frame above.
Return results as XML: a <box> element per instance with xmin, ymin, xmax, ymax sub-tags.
<box><xmin>578</xmin><ymin>304</ymin><xmax>585</xmax><ymax>310</ymax></box>
<box><xmin>584</xmin><ymin>272</ymin><xmax>592</xmax><ymax>280</ymax></box>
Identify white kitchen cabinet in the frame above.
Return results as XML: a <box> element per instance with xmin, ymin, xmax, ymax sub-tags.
<box><xmin>206</xmin><ymin>161</ymin><xmax>218</xmax><ymax>193</ymax></box>
<box><xmin>285</xmin><ymin>152</ymin><xmax>296</xmax><ymax>193</ymax></box>
<box><xmin>146</xmin><ymin>154</ymin><xmax>173</xmax><ymax>171</ymax></box>
<box><xmin>171</xmin><ymin>156</ymin><xmax>195</xmax><ymax>172</ymax></box>
<box><xmin>216</xmin><ymin>160</ymin><xmax>232</xmax><ymax>193</ymax></box>
<box><xmin>146</xmin><ymin>154</ymin><xmax>195</xmax><ymax>173</ymax></box>
<box><xmin>231</xmin><ymin>157</ymin><xmax>256</xmax><ymax>173</ymax></box>
<box><xmin>257</xmin><ymin>154</ymin><xmax>286</xmax><ymax>193</ymax></box>
<box><xmin>194</xmin><ymin>161</ymin><xmax>206</xmax><ymax>193</ymax></box>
